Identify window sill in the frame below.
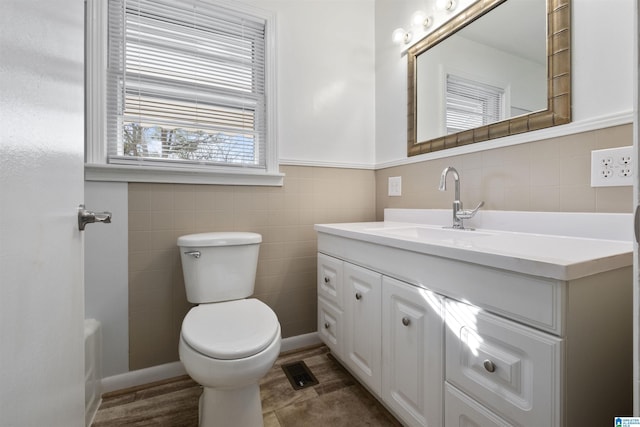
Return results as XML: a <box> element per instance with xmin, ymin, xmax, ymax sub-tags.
<box><xmin>85</xmin><ymin>163</ymin><xmax>285</xmax><ymax>186</ymax></box>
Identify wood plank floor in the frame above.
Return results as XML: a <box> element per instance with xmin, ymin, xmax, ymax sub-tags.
<box><xmin>92</xmin><ymin>345</ymin><xmax>402</xmax><ymax>426</ymax></box>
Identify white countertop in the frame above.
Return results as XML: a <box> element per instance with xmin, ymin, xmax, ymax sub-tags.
<box><xmin>314</xmin><ymin>218</ymin><xmax>633</xmax><ymax>281</ymax></box>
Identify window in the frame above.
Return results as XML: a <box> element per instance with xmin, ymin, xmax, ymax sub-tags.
<box><xmin>86</xmin><ymin>0</ymin><xmax>281</xmax><ymax>185</ymax></box>
<box><xmin>445</xmin><ymin>74</ymin><xmax>504</xmax><ymax>135</ymax></box>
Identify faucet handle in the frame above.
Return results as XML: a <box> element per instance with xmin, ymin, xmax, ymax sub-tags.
<box><xmin>456</xmin><ymin>201</ymin><xmax>485</xmax><ymax>220</ymax></box>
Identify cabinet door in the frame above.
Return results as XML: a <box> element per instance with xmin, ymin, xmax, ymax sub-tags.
<box><xmin>344</xmin><ymin>262</ymin><xmax>382</xmax><ymax>395</ymax></box>
<box><xmin>318</xmin><ymin>253</ymin><xmax>343</xmax><ymax>307</ymax></box>
<box><xmin>382</xmin><ymin>276</ymin><xmax>444</xmax><ymax>427</ymax></box>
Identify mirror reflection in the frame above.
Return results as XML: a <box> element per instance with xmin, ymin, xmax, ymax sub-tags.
<box><xmin>416</xmin><ymin>0</ymin><xmax>547</xmax><ymax>142</ymax></box>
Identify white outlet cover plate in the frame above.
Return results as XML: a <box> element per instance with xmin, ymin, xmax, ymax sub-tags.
<box><xmin>590</xmin><ymin>146</ymin><xmax>633</xmax><ymax>187</ymax></box>
<box><xmin>388</xmin><ymin>176</ymin><xmax>402</xmax><ymax>196</ymax></box>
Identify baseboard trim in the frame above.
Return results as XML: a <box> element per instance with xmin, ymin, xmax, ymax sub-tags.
<box><xmin>279</xmin><ymin>332</ymin><xmax>322</xmax><ymax>353</ymax></box>
<box><xmin>101</xmin><ymin>361</ymin><xmax>187</xmax><ymax>394</ymax></box>
<box><xmin>100</xmin><ymin>332</ymin><xmax>321</xmax><ymax>394</ymax></box>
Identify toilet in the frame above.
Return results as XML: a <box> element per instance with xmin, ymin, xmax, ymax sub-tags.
<box><xmin>177</xmin><ymin>232</ymin><xmax>281</xmax><ymax>427</ymax></box>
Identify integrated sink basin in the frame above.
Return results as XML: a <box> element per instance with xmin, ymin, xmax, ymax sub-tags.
<box><xmin>365</xmin><ymin>225</ymin><xmax>491</xmax><ymax>240</ymax></box>
<box><xmin>315</xmin><ymin>209</ymin><xmax>633</xmax><ymax>281</ymax></box>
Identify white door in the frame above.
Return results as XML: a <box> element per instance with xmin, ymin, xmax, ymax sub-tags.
<box><xmin>635</xmin><ymin>0</ymin><xmax>640</xmax><ymax>415</ymax></box>
<box><xmin>0</xmin><ymin>0</ymin><xmax>86</xmax><ymax>426</ymax></box>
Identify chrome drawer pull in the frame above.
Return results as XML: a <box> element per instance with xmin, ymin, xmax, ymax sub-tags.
<box><xmin>483</xmin><ymin>359</ymin><xmax>496</xmax><ymax>373</ymax></box>
<box><xmin>402</xmin><ymin>317</ymin><xmax>411</xmax><ymax>326</ymax></box>
<box><xmin>324</xmin><ymin>322</ymin><xmax>330</xmax><ymax>329</ymax></box>
<box><xmin>355</xmin><ymin>292</ymin><xmax>362</xmax><ymax>300</ymax></box>
<box><xmin>324</xmin><ymin>277</ymin><xmax>330</xmax><ymax>283</ymax></box>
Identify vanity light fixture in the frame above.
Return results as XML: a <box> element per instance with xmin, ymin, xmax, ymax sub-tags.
<box><xmin>392</xmin><ymin>27</ymin><xmax>412</xmax><ymax>45</ymax></box>
<box><xmin>393</xmin><ymin>10</ymin><xmax>432</xmax><ymax>46</ymax></box>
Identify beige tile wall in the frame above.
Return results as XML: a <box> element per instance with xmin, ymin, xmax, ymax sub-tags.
<box><xmin>376</xmin><ymin>124</ymin><xmax>634</xmax><ymax>219</ymax></box>
<box><xmin>128</xmin><ymin>165</ymin><xmax>376</xmax><ymax>370</ymax></box>
<box><xmin>128</xmin><ymin>124</ymin><xmax>633</xmax><ymax>370</ymax></box>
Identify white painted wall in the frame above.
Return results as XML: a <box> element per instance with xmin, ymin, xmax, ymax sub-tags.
<box><xmin>239</xmin><ymin>0</ymin><xmax>376</xmax><ymax>167</ymax></box>
<box><xmin>84</xmin><ymin>182</ymin><xmax>129</xmax><ymax>377</ymax></box>
<box><xmin>375</xmin><ymin>0</ymin><xmax>636</xmax><ymax>165</ymax></box>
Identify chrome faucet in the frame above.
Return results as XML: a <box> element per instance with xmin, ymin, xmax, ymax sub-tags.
<box><xmin>438</xmin><ymin>167</ymin><xmax>484</xmax><ymax>229</ymax></box>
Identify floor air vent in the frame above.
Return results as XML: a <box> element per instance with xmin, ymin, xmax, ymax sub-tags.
<box><xmin>281</xmin><ymin>361</ymin><xmax>319</xmax><ymax>390</ymax></box>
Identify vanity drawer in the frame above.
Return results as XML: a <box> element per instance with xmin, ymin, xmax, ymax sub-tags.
<box><xmin>445</xmin><ymin>299</ymin><xmax>562</xmax><ymax>427</ymax></box>
<box><xmin>445</xmin><ymin>382</ymin><xmax>511</xmax><ymax>427</ymax></box>
<box><xmin>318</xmin><ymin>253</ymin><xmax>343</xmax><ymax>308</ymax></box>
<box><xmin>318</xmin><ymin>297</ymin><xmax>343</xmax><ymax>356</ymax></box>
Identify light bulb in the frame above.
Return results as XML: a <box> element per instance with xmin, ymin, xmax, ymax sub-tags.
<box><xmin>437</xmin><ymin>0</ymin><xmax>457</xmax><ymax>11</ymax></box>
<box><xmin>411</xmin><ymin>10</ymin><xmax>433</xmax><ymax>30</ymax></box>
<box><xmin>411</xmin><ymin>11</ymin><xmax>426</xmax><ymax>27</ymax></box>
<box><xmin>391</xmin><ymin>28</ymin><xmax>411</xmax><ymax>45</ymax></box>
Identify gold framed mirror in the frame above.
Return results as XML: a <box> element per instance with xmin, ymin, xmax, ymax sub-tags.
<box><xmin>407</xmin><ymin>0</ymin><xmax>570</xmax><ymax>156</ymax></box>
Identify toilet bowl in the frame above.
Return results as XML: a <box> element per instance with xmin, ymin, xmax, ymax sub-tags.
<box><xmin>177</xmin><ymin>232</ymin><xmax>281</xmax><ymax>427</ymax></box>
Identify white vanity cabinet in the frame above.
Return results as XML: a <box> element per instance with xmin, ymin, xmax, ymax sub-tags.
<box><xmin>318</xmin><ymin>254</ymin><xmax>382</xmax><ymax>395</ymax></box>
<box><xmin>316</xmin><ymin>220</ymin><xmax>633</xmax><ymax>427</ymax></box>
<box><xmin>318</xmin><ymin>254</ymin><xmax>384</xmax><ymax>396</ymax></box>
<box><xmin>343</xmin><ymin>262</ymin><xmax>382</xmax><ymax>395</ymax></box>
<box><xmin>318</xmin><ymin>254</ymin><xmax>444</xmax><ymax>427</ymax></box>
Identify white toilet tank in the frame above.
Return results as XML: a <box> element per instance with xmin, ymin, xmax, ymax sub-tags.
<box><xmin>177</xmin><ymin>232</ymin><xmax>261</xmax><ymax>303</ymax></box>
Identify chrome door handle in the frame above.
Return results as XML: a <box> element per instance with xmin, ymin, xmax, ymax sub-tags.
<box><xmin>78</xmin><ymin>204</ymin><xmax>112</xmax><ymax>231</ymax></box>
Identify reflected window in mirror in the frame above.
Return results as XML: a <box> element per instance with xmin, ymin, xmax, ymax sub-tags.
<box><xmin>445</xmin><ymin>74</ymin><xmax>505</xmax><ymax>135</ymax></box>
<box><xmin>407</xmin><ymin>0</ymin><xmax>571</xmax><ymax>156</ymax></box>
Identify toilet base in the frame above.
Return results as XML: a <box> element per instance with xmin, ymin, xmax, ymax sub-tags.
<box><xmin>199</xmin><ymin>384</ymin><xmax>264</xmax><ymax>427</ymax></box>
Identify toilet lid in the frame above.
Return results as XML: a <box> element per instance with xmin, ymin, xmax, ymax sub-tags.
<box><xmin>181</xmin><ymin>299</ymin><xmax>280</xmax><ymax>360</ymax></box>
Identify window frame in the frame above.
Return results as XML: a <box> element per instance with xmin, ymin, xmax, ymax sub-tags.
<box><xmin>85</xmin><ymin>0</ymin><xmax>282</xmax><ymax>186</ymax></box>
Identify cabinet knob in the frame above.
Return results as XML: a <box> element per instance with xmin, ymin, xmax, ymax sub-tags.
<box><xmin>402</xmin><ymin>317</ymin><xmax>411</xmax><ymax>326</ymax></box>
<box><xmin>483</xmin><ymin>359</ymin><xmax>496</xmax><ymax>373</ymax></box>
<box><xmin>355</xmin><ymin>292</ymin><xmax>362</xmax><ymax>300</ymax></box>
<box><xmin>324</xmin><ymin>276</ymin><xmax>330</xmax><ymax>283</ymax></box>
<box><xmin>324</xmin><ymin>322</ymin><xmax>330</xmax><ymax>329</ymax></box>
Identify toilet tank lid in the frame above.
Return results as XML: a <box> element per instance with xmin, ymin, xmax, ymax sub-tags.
<box><xmin>177</xmin><ymin>232</ymin><xmax>262</xmax><ymax>247</ymax></box>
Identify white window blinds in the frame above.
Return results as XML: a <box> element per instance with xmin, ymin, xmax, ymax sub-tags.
<box><xmin>445</xmin><ymin>74</ymin><xmax>504</xmax><ymax>135</ymax></box>
<box><xmin>106</xmin><ymin>0</ymin><xmax>267</xmax><ymax>168</ymax></box>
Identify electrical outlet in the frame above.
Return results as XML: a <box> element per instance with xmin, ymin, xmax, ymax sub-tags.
<box><xmin>388</xmin><ymin>176</ymin><xmax>402</xmax><ymax>196</ymax></box>
<box><xmin>591</xmin><ymin>146</ymin><xmax>634</xmax><ymax>187</ymax></box>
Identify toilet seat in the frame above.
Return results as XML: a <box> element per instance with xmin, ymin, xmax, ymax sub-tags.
<box><xmin>181</xmin><ymin>298</ymin><xmax>279</xmax><ymax>360</ymax></box>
